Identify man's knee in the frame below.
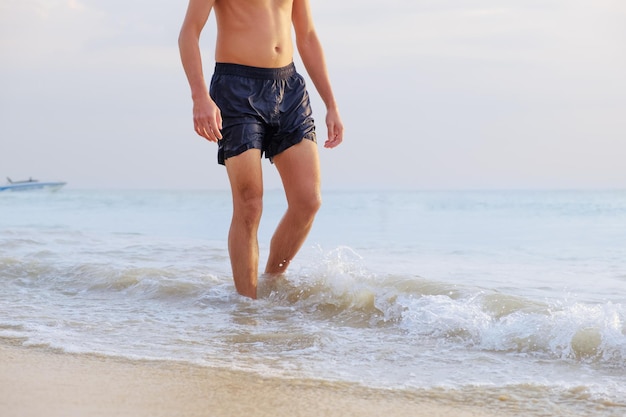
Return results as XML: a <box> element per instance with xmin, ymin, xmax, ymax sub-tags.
<box><xmin>308</xmin><ymin>192</ymin><xmax>322</xmax><ymax>216</ymax></box>
<box><xmin>233</xmin><ymin>188</ymin><xmax>263</xmax><ymax>226</ymax></box>
<box><xmin>292</xmin><ymin>190</ymin><xmax>322</xmax><ymax>219</ymax></box>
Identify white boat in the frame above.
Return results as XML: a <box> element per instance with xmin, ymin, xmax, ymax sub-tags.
<box><xmin>0</xmin><ymin>177</ymin><xmax>66</xmax><ymax>192</ymax></box>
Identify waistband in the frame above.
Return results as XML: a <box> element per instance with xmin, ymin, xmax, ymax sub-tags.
<box><xmin>214</xmin><ymin>62</ymin><xmax>296</xmax><ymax>80</ymax></box>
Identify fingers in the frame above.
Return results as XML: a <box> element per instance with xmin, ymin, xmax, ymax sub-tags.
<box><xmin>192</xmin><ymin>97</ymin><xmax>223</xmax><ymax>142</ymax></box>
<box><xmin>194</xmin><ymin>122</ymin><xmax>222</xmax><ymax>142</ymax></box>
<box><xmin>324</xmin><ymin>123</ymin><xmax>344</xmax><ymax>149</ymax></box>
<box><xmin>194</xmin><ymin>112</ymin><xmax>223</xmax><ymax>142</ymax></box>
<box><xmin>324</xmin><ymin>137</ymin><xmax>341</xmax><ymax>148</ymax></box>
<box><xmin>323</xmin><ymin>108</ymin><xmax>344</xmax><ymax>149</ymax></box>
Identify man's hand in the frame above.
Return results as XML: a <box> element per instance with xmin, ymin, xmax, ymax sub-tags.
<box><xmin>324</xmin><ymin>107</ymin><xmax>343</xmax><ymax>149</ymax></box>
<box><xmin>193</xmin><ymin>95</ymin><xmax>223</xmax><ymax>142</ymax></box>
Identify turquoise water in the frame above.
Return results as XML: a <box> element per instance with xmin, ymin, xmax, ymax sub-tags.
<box><xmin>1</xmin><ymin>189</ymin><xmax>625</xmax><ymax>415</ymax></box>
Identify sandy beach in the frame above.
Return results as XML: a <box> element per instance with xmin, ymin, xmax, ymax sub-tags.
<box><xmin>0</xmin><ymin>341</ymin><xmax>507</xmax><ymax>417</ymax></box>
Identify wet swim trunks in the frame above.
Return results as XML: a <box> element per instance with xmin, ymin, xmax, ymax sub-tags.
<box><xmin>209</xmin><ymin>62</ymin><xmax>317</xmax><ymax>165</ymax></box>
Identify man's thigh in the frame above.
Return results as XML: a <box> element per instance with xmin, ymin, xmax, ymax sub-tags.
<box><xmin>225</xmin><ymin>149</ymin><xmax>264</xmax><ymax>199</ymax></box>
<box><xmin>273</xmin><ymin>140</ymin><xmax>321</xmax><ymax>199</ymax></box>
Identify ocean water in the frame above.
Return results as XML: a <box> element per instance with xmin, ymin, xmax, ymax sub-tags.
<box><xmin>1</xmin><ymin>189</ymin><xmax>625</xmax><ymax>415</ymax></box>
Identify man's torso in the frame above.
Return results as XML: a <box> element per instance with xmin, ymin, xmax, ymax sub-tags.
<box><xmin>213</xmin><ymin>0</ymin><xmax>295</xmax><ymax>68</ymax></box>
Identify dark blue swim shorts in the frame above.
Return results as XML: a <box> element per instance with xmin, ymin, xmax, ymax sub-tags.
<box><xmin>209</xmin><ymin>62</ymin><xmax>317</xmax><ymax>165</ymax></box>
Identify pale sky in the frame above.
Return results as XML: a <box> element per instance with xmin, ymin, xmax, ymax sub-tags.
<box><xmin>1</xmin><ymin>0</ymin><xmax>625</xmax><ymax>190</ymax></box>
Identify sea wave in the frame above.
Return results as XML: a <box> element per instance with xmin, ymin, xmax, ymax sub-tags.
<box><xmin>1</xmin><ymin>240</ymin><xmax>625</xmax><ymax>370</ymax></box>
<box><xmin>257</xmin><ymin>247</ymin><xmax>626</xmax><ymax>368</ymax></box>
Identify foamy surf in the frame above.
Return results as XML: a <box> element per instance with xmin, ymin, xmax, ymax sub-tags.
<box><xmin>2</xmin><ymin>239</ymin><xmax>624</xmax><ymax>371</ymax></box>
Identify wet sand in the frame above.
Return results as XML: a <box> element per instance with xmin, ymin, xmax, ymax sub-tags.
<box><xmin>0</xmin><ymin>341</ymin><xmax>504</xmax><ymax>417</ymax></box>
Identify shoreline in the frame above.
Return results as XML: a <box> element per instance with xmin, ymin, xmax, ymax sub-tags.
<box><xmin>0</xmin><ymin>340</ymin><xmax>506</xmax><ymax>417</ymax></box>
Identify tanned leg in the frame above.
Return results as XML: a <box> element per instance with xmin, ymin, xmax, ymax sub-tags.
<box><xmin>225</xmin><ymin>149</ymin><xmax>264</xmax><ymax>299</ymax></box>
<box><xmin>265</xmin><ymin>140</ymin><xmax>322</xmax><ymax>275</ymax></box>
